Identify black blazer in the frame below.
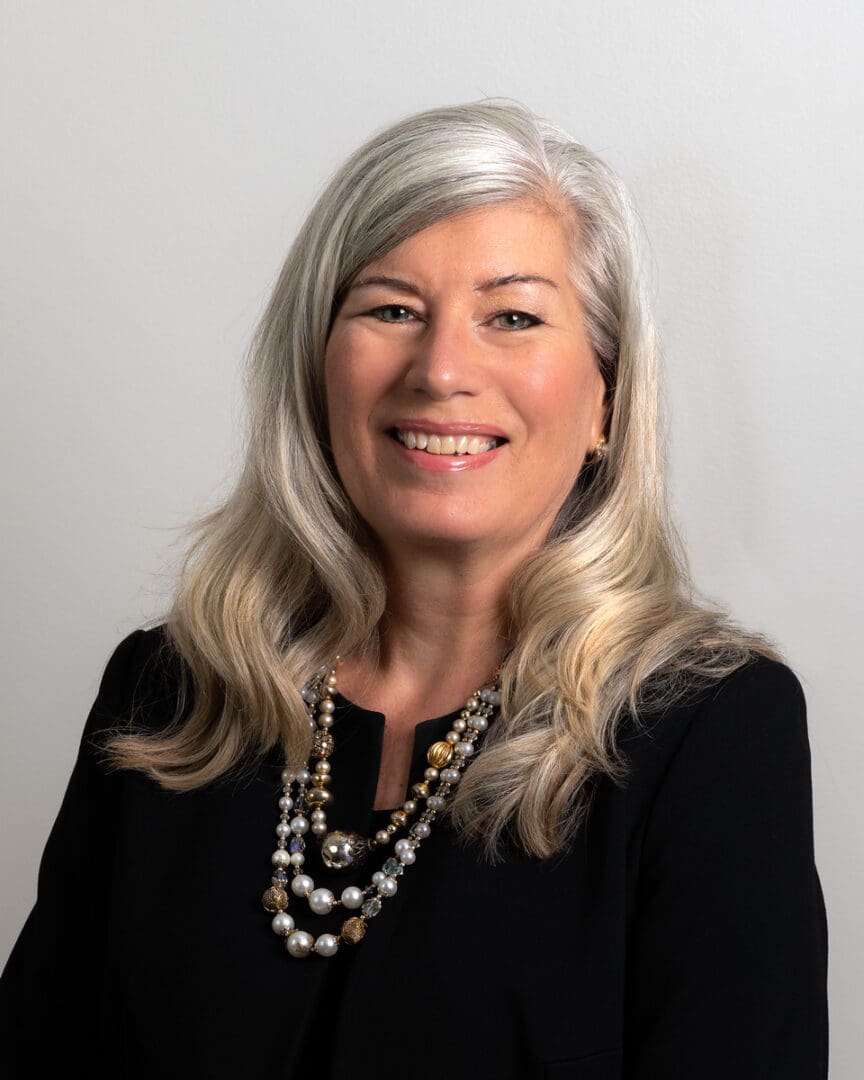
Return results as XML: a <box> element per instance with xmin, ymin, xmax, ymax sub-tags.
<box><xmin>0</xmin><ymin>627</ymin><xmax>828</xmax><ymax>1079</ymax></box>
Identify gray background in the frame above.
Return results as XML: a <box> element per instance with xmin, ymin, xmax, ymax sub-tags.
<box><xmin>1</xmin><ymin>2</ymin><xmax>860</xmax><ymax>1072</ymax></box>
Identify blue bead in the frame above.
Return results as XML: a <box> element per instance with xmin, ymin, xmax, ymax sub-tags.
<box><xmin>272</xmin><ymin>868</ymin><xmax>288</xmax><ymax>883</ymax></box>
<box><xmin>289</xmin><ymin>837</ymin><xmax>306</xmax><ymax>854</ymax></box>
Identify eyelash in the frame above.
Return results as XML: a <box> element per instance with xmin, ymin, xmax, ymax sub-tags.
<box><xmin>364</xmin><ymin>304</ymin><xmax>544</xmax><ymax>331</ymax></box>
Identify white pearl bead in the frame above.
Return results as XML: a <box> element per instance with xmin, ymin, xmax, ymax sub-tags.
<box><xmin>394</xmin><ymin>839</ymin><xmax>414</xmax><ymax>857</ymax></box>
<box><xmin>291</xmin><ymin>874</ymin><xmax>315</xmax><ymax>897</ymax></box>
<box><xmin>271</xmin><ymin>912</ymin><xmax>294</xmax><ymax>935</ymax></box>
<box><xmin>311</xmin><ymin>821</ymin><xmax>328</xmax><ymax>836</ymax></box>
<box><xmin>402</xmin><ymin>799</ymin><xmax>417</xmax><ymax>814</ymax></box>
<box><xmin>377</xmin><ymin>876</ymin><xmax>398</xmax><ymax>897</ymax></box>
<box><xmin>281</xmin><ymin>768</ymin><xmax>296</xmax><ymax>784</ymax></box>
<box><xmin>271</xmin><ymin>849</ymin><xmax>291</xmax><ymax>867</ymax></box>
<box><xmin>315</xmin><ymin>760</ymin><xmax>331</xmax><ymax>774</ymax></box>
<box><xmin>375</xmin><ymin>830</ymin><xmax>390</xmax><ymax>845</ymax></box>
<box><xmin>318</xmin><ymin>714</ymin><xmax>334</xmax><ymax>727</ymax></box>
<box><xmin>308</xmin><ymin>888</ymin><xmax>335</xmax><ymax>915</ymax></box>
<box><xmin>445</xmin><ymin>731</ymin><xmax>460</xmax><ymax>744</ymax></box>
<box><xmin>319</xmin><ymin>698</ymin><xmax>335</xmax><ymax>714</ymax></box>
<box><xmin>314</xmin><ymin>933</ymin><xmax>339</xmax><ymax>957</ymax></box>
<box><xmin>290</xmin><ymin>816</ymin><xmax>309</xmax><ymax>834</ymax></box>
<box><xmin>276</xmin><ymin>823</ymin><xmax>292</xmax><ymax>838</ymax></box>
<box><xmin>452</xmin><ymin>717</ymin><xmax>467</xmax><ymax>732</ymax></box>
<box><xmin>372</xmin><ymin>871</ymin><xmax>385</xmax><ymax>885</ymax></box>
<box><xmin>286</xmin><ymin>930</ymin><xmax>314</xmax><ymax>957</ymax></box>
<box><xmin>341</xmin><ymin>886</ymin><xmax>364</xmax><ymax>909</ymax></box>
<box><xmin>311</xmin><ymin>809</ymin><xmax>327</xmax><ymax>822</ymax></box>
<box><xmin>468</xmin><ymin>715</ymin><xmax>488</xmax><ymax>731</ymax></box>
<box><xmin>411</xmin><ymin>822</ymin><xmax>431</xmax><ymax>839</ymax></box>
<box><xmin>278</xmin><ymin>796</ymin><xmax>294</xmax><ymax>812</ymax></box>
<box><xmin>427</xmin><ymin>796</ymin><xmax>445</xmax><ymax>811</ymax></box>
<box><xmin>289</xmin><ymin>852</ymin><xmax>305</xmax><ymax>866</ymax></box>
<box><xmin>455</xmin><ymin>741</ymin><xmax>474</xmax><ymax>757</ymax></box>
<box><xmin>440</xmin><ymin>767</ymin><xmax>460</xmax><ymax>784</ymax></box>
<box><xmin>296</xmin><ymin>769</ymin><xmax>311</xmax><ymax>784</ymax></box>
<box><xmin>398</xmin><ymin>848</ymin><xmax>416</xmax><ymax>865</ymax></box>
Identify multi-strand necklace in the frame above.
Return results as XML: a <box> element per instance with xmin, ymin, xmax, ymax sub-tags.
<box><xmin>261</xmin><ymin>660</ymin><xmax>501</xmax><ymax>959</ymax></box>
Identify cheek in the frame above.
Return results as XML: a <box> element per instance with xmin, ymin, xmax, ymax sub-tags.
<box><xmin>513</xmin><ymin>351</ymin><xmax>600</xmax><ymax>441</ymax></box>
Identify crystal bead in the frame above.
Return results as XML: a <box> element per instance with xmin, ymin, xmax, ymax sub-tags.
<box><xmin>272</xmin><ymin>868</ymin><xmax>289</xmax><ymax>884</ymax></box>
<box><xmin>361</xmin><ymin>897</ymin><xmax>382</xmax><ymax>918</ymax></box>
<box><xmin>289</xmin><ymin>837</ymin><xmax>306</xmax><ymax>854</ymax></box>
<box><xmin>382</xmin><ymin>857</ymin><xmax>404</xmax><ymax>877</ymax></box>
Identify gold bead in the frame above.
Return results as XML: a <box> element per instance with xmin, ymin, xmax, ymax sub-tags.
<box><xmin>306</xmin><ymin>787</ymin><xmax>333</xmax><ymax>806</ymax></box>
<box><xmin>341</xmin><ymin>917</ymin><xmax>366</xmax><ymax>945</ymax></box>
<box><xmin>390</xmin><ymin>810</ymin><xmax>408</xmax><ymax>826</ymax></box>
<box><xmin>312</xmin><ymin>731</ymin><xmax>334</xmax><ymax>758</ymax></box>
<box><xmin>261</xmin><ymin>886</ymin><xmax>289</xmax><ymax>912</ymax></box>
<box><xmin>427</xmin><ymin>740</ymin><xmax>454</xmax><ymax>768</ymax></box>
<box><xmin>412</xmin><ymin>781</ymin><xmax>430</xmax><ymax>799</ymax></box>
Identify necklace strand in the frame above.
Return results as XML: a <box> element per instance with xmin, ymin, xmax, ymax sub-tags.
<box><xmin>262</xmin><ymin>662</ymin><xmax>501</xmax><ymax>958</ymax></box>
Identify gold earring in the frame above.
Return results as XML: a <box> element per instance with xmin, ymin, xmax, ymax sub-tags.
<box><xmin>591</xmin><ymin>435</ymin><xmax>607</xmax><ymax>462</ymax></box>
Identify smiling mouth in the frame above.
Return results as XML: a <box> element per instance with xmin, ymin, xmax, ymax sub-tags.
<box><xmin>389</xmin><ymin>428</ymin><xmax>506</xmax><ymax>456</ymax></box>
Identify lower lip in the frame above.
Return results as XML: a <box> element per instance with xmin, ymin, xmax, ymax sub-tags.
<box><xmin>387</xmin><ymin>436</ymin><xmax>506</xmax><ymax>472</ymax></box>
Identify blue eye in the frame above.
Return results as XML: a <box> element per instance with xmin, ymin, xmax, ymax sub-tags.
<box><xmin>493</xmin><ymin>311</ymin><xmax>543</xmax><ymax>330</ymax></box>
<box><xmin>369</xmin><ymin>304</ymin><xmax>415</xmax><ymax>323</ymax></box>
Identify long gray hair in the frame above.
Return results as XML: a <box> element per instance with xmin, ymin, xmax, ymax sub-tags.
<box><xmin>105</xmin><ymin>100</ymin><xmax>779</xmax><ymax>860</ymax></box>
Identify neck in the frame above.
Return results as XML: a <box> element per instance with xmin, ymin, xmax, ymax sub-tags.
<box><xmin>339</xmin><ymin>542</ymin><xmax>521</xmax><ymax>720</ymax></box>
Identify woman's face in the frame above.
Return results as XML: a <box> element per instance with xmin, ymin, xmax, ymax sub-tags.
<box><xmin>324</xmin><ymin>199</ymin><xmax>608</xmax><ymax>560</ymax></box>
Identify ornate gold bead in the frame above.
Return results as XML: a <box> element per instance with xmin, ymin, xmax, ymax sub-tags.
<box><xmin>312</xmin><ymin>731</ymin><xmax>334</xmax><ymax>757</ymax></box>
<box><xmin>412</xmin><ymin>781</ymin><xmax>430</xmax><ymax>799</ymax></box>
<box><xmin>341</xmin><ymin>917</ymin><xmax>366</xmax><ymax>945</ymax></box>
<box><xmin>262</xmin><ymin>886</ymin><xmax>289</xmax><ymax>912</ymax></box>
<box><xmin>390</xmin><ymin>810</ymin><xmax>408</xmax><ymax>826</ymax></box>
<box><xmin>427</xmin><ymin>740</ymin><xmax>454</xmax><ymax>768</ymax></box>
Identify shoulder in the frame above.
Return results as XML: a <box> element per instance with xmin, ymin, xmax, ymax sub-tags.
<box><xmin>624</xmin><ymin>654</ymin><xmax>807</xmax><ymax>757</ymax></box>
<box><xmin>617</xmin><ymin>655</ymin><xmax>812</xmax><ymax>823</ymax></box>
<box><xmin>672</xmin><ymin>655</ymin><xmax>809</xmax><ymax>770</ymax></box>
<box><xmin>85</xmin><ymin>623</ymin><xmax>183</xmax><ymax>740</ymax></box>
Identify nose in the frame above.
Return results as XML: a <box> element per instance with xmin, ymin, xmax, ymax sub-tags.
<box><xmin>403</xmin><ymin>312</ymin><xmax>483</xmax><ymax>400</ymax></box>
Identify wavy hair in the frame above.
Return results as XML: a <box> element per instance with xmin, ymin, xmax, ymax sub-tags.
<box><xmin>104</xmin><ymin>100</ymin><xmax>781</xmax><ymax>860</ymax></box>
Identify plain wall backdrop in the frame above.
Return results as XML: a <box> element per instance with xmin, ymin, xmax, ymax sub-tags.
<box><xmin>1</xmin><ymin>1</ymin><xmax>861</xmax><ymax>1073</ymax></box>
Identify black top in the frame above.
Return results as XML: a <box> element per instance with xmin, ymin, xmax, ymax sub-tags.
<box><xmin>0</xmin><ymin>626</ymin><xmax>828</xmax><ymax>1079</ymax></box>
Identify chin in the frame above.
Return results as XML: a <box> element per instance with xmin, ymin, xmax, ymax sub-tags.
<box><xmin>369</xmin><ymin>512</ymin><xmax>499</xmax><ymax>552</ymax></box>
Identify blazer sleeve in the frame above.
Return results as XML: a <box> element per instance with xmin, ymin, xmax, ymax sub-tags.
<box><xmin>0</xmin><ymin>628</ymin><xmax>150</xmax><ymax>1071</ymax></box>
<box><xmin>623</xmin><ymin>658</ymin><xmax>829</xmax><ymax>1078</ymax></box>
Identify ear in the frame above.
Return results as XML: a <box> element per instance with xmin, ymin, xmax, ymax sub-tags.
<box><xmin>591</xmin><ymin>371</ymin><xmax>613</xmax><ymax>446</ymax></box>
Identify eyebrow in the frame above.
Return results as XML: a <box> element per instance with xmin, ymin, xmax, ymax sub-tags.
<box><xmin>350</xmin><ymin>272</ymin><xmax>559</xmax><ymax>294</ymax></box>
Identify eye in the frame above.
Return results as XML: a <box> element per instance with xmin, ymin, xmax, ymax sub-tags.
<box><xmin>491</xmin><ymin>310</ymin><xmax>544</xmax><ymax>331</ymax></box>
<box><xmin>367</xmin><ymin>304</ymin><xmax>416</xmax><ymax>323</ymax></box>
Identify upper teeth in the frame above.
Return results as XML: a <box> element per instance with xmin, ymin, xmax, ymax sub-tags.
<box><xmin>395</xmin><ymin>430</ymin><xmax>500</xmax><ymax>455</ymax></box>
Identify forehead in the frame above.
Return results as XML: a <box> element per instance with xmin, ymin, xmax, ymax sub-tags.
<box><xmin>362</xmin><ymin>200</ymin><xmax>574</xmax><ymax>281</ymax></box>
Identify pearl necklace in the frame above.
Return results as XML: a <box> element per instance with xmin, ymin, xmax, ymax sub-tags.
<box><xmin>262</xmin><ymin>661</ymin><xmax>501</xmax><ymax>959</ymax></box>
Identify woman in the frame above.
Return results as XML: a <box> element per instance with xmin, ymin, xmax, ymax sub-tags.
<box><xmin>0</xmin><ymin>101</ymin><xmax>828</xmax><ymax>1077</ymax></box>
